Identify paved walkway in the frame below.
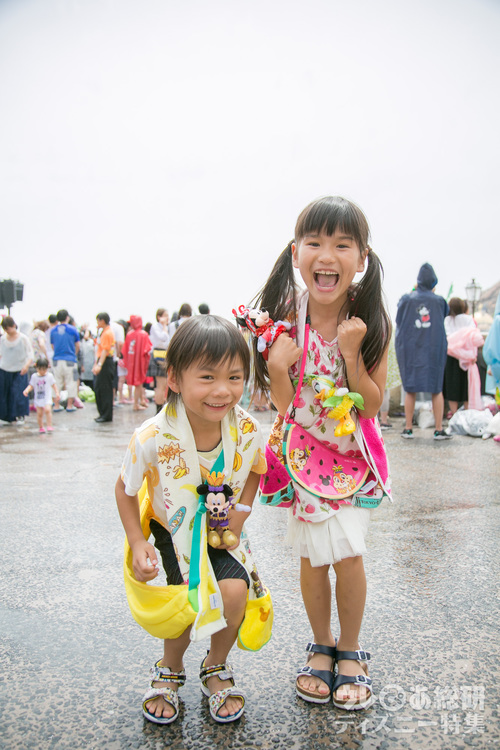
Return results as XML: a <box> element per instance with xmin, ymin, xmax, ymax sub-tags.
<box><xmin>0</xmin><ymin>402</ymin><xmax>498</xmax><ymax>749</ymax></box>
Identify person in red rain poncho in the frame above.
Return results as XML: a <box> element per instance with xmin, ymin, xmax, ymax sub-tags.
<box><xmin>122</xmin><ymin>315</ymin><xmax>152</xmax><ymax>411</ymax></box>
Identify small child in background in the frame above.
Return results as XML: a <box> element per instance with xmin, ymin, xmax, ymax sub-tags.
<box><xmin>23</xmin><ymin>357</ymin><xmax>60</xmax><ymax>433</ymax></box>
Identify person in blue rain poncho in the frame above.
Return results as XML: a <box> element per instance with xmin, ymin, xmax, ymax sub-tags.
<box><xmin>395</xmin><ymin>263</ymin><xmax>451</xmax><ymax>440</ymax></box>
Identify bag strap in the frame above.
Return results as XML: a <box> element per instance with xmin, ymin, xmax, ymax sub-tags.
<box><xmin>289</xmin><ymin>316</ymin><xmax>310</xmax><ymax>420</ymax></box>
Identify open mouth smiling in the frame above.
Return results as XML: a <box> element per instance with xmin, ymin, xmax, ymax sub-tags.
<box><xmin>314</xmin><ymin>270</ymin><xmax>339</xmax><ymax>288</ymax></box>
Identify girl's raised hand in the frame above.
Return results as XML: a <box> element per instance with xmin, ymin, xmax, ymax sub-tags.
<box><xmin>337</xmin><ymin>317</ymin><xmax>367</xmax><ymax>362</ymax></box>
<box><xmin>131</xmin><ymin>539</ymin><xmax>160</xmax><ymax>581</ymax></box>
<box><xmin>267</xmin><ymin>333</ymin><xmax>302</xmax><ymax>373</ymax></box>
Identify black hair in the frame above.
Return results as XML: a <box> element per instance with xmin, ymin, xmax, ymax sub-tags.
<box><xmin>178</xmin><ymin>303</ymin><xmax>192</xmax><ymax>318</ymax></box>
<box><xmin>56</xmin><ymin>309</ymin><xmax>69</xmax><ymax>322</ymax></box>
<box><xmin>96</xmin><ymin>312</ymin><xmax>110</xmax><ymax>325</ymax></box>
<box><xmin>251</xmin><ymin>196</ymin><xmax>391</xmax><ymax>393</ymax></box>
<box><xmin>36</xmin><ymin>357</ymin><xmax>49</xmax><ymax>369</ymax></box>
<box><xmin>165</xmin><ymin>315</ymin><xmax>250</xmax><ymax>406</ymax></box>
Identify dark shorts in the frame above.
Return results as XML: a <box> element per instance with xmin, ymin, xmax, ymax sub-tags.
<box><xmin>150</xmin><ymin>519</ymin><xmax>249</xmax><ymax>586</ymax></box>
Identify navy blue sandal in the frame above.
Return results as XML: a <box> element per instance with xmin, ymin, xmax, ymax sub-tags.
<box><xmin>296</xmin><ymin>642</ymin><xmax>337</xmax><ymax>704</ymax></box>
<box><xmin>332</xmin><ymin>649</ymin><xmax>374</xmax><ymax>710</ymax></box>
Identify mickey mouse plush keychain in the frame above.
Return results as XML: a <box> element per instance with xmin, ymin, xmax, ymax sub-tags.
<box><xmin>197</xmin><ymin>471</ymin><xmax>251</xmax><ymax>548</ymax></box>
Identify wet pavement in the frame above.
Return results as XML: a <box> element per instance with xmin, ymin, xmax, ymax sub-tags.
<box><xmin>0</xmin><ymin>402</ymin><xmax>499</xmax><ymax>749</ymax></box>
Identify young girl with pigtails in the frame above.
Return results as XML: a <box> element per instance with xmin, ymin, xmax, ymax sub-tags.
<box><xmin>246</xmin><ymin>195</ymin><xmax>392</xmax><ymax>710</ymax></box>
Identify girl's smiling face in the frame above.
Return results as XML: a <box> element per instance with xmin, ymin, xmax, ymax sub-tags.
<box><xmin>292</xmin><ymin>230</ymin><xmax>366</xmax><ymax>313</ymax></box>
<box><xmin>167</xmin><ymin>356</ymin><xmax>245</xmax><ymax>433</ymax></box>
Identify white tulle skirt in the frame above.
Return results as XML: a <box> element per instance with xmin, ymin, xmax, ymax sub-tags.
<box><xmin>286</xmin><ymin>505</ymin><xmax>372</xmax><ymax>566</ymax></box>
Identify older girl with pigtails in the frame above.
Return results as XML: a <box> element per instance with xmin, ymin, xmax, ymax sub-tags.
<box><xmin>250</xmin><ymin>195</ymin><xmax>392</xmax><ymax>710</ymax></box>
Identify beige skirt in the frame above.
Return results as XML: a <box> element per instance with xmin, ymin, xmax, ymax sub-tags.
<box><xmin>286</xmin><ymin>505</ymin><xmax>372</xmax><ymax>566</ymax></box>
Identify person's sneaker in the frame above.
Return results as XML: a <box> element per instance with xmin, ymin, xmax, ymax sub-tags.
<box><xmin>47</xmin><ymin>426</ymin><xmax>54</xmax><ymax>432</ymax></box>
<box><xmin>39</xmin><ymin>427</ymin><xmax>46</xmax><ymax>433</ymax></box>
<box><xmin>401</xmin><ymin>428</ymin><xmax>414</xmax><ymax>439</ymax></box>
<box><xmin>433</xmin><ymin>429</ymin><xmax>452</xmax><ymax>440</ymax></box>
<box><xmin>16</xmin><ymin>417</ymin><xmax>25</xmax><ymax>425</ymax></box>
<box><xmin>66</xmin><ymin>406</ymin><xmax>77</xmax><ymax>412</ymax></box>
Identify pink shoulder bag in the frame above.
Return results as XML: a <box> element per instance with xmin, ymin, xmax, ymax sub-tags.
<box><xmin>260</xmin><ymin>318</ymin><xmax>377</xmax><ymax>508</ymax></box>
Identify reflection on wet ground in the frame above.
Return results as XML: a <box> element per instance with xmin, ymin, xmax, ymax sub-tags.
<box><xmin>0</xmin><ymin>404</ymin><xmax>498</xmax><ymax>749</ymax></box>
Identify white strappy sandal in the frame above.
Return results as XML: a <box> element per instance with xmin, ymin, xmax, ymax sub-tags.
<box><xmin>199</xmin><ymin>658</ymin><xmax>245</xmax><ymax>723</ymax></box>
<box><xmin>142</xmin><ymin>660</ymin><xmax>186</xmax><ymax>725</ymax></box>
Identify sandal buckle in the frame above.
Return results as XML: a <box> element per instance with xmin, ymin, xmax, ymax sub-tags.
<box><xmin>355</xmin><ymin>674</ymin><xmax>372</xmax><ymax>686</ymax></box>
<box><xmin>357</xmin><ymin>650</ymin><xmax>370</xmax><ymax>662</ymax></box>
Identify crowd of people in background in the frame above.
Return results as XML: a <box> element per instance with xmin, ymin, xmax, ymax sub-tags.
<box><xmin>0</xmin><ymin>282</ymin><xmax>499</xmax><ymax>436</ymax></box>
<box><xmin>0</xmin><ymin>302</ymin><xmax>211</xmax><ymax>428</ymax></box>
<box><xmin>394</xmin><ymin>263</ymin><xmax>498</xmax><ymax>440</ymax></box>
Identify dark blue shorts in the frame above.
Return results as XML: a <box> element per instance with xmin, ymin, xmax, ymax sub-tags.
<box><xmin>150</xmin><ymin>519</ymin><xmax>249</xmax><ymax>587</ymax></box>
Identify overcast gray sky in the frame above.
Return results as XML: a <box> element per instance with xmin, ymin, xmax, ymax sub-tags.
<box><xmin>1</xmin><ymin>0</ymin><xmax>499</xmax><ymax>328</ymax></box>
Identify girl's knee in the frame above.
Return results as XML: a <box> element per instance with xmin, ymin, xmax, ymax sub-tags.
<box><xmin>334</xmin><ymin>554</ymin><xmax>365</xmax><ymax>575</ymax></box>
<box><xmin>300</xmin><ymin>557</ymin><xmax>331</xmax><ymax>579</ymax></box>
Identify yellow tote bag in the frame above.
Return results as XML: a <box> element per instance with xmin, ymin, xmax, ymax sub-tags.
<box><xmin>237</xmin><ymin>587</ymin><xmax>273</xmax><ymax>652</ymax></box>
<box><xmin>123</xmin><ymin>482</ymin><xmax>196</xmax><ymax>639</ymax></box>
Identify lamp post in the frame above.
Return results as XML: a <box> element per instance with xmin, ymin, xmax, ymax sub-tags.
<box><xmin>465</xmin><ymin>278</ymin><xmax>482</xmax><ymax>317</ymax></box>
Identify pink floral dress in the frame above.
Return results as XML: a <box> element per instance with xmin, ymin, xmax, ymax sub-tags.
<box><xmin>284</xmin><ymin>325</ymin><xmax>373</xmax><ymax>565</ymax></box>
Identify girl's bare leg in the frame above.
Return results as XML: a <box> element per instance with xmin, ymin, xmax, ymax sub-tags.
<box><xmin>36</xmin><ymin>407</ymin><xmax>44</xmax><ymax>429</ymax></box>
<box><xmin>45</xmin><ymin>405</ymin><xmax>52</xmax><ymax>428</ymax></box>
<box><xmin>296</xmin><ymin>558</ymin><xmax>336</xmax><ymax>698</ymax></box>
<box><xmin>333</xmin><ymin>555</ymin><xmax>369</xmax><ymax>703</ymax></box>
<box><xmin>203</xmin><ymin>578</ymin><xmax>247</xmax><ymax>718</ymax></box>
<box><xmin>144</xmin><ymin>626</ymin><xmax>192</xmax><ymax>721</ymax></box>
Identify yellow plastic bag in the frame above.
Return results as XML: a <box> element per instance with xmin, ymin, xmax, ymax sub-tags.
<box><xmin>123</xmin><ymin>483</ymin><xmax>196</xmax><ymax>639</ymax></box>
<box><xmin>237</xmin><ymin>587</ymin><xmax>273</xmax><ymax>651</ymax></box>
